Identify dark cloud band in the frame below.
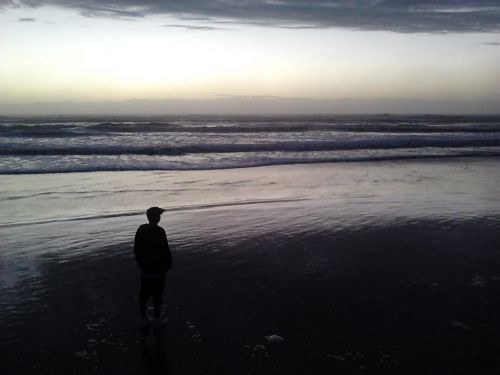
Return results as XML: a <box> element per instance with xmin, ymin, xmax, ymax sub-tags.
<box><xmin>4</xmin><ymin>0</ymin><xmax>500</xmax><ymax>33</ymax></box>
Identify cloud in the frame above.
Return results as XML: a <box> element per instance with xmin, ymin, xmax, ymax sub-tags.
<box><xmin>3</xmin><ymin>1</ymin><xmax>500</xmax><ymax>33</ymax></box>
<box><xmin>79</xmin><ymin>7</ymin><xmax>142</xmax><ymax>18</ymax></box>
<box><xmin>18</xmin><ymin>17</ymin><xmax>36</xmax><ymax>22</ymax></box>
<box><xmin>482</xmin><ymin>41</ymin><xmax>500</xmax><ymax>46</ymax></box>
<box><xmin>162</xmin><ymin>24</ymin><xmax>228</xmax><ymax>31</ymax></box>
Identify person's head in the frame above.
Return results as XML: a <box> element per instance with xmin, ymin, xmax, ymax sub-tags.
<box><xmin>146</xmin><ymin>206</ymin><xmax>165</xmax><ymax>224</ymax></box>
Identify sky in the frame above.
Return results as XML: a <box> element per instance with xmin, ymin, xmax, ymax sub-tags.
<box><xmin>1</xmin><ymin>0</ymin><xmax>500</xmax><ymax>114</ymax></box>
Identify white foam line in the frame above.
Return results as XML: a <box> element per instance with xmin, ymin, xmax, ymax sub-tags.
<box><xmin>0</xmin><ymin>198</ymin><xmax>307</xmax><ymax>228</ymax></box>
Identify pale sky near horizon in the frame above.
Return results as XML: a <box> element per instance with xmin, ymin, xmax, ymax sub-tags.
<box><xmin>1</xmin><ymin>1</ymin><xmax>500</xmax><ymax>112</ymax></box>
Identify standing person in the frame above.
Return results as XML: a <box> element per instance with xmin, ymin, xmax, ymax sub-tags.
<box><xmin>134</xmin><ymin>207</ymin><xmax>172</xmax><ymax>328</ymax></box>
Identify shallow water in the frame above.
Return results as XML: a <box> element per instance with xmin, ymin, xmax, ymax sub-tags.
<box><xmin>1</xmin><ymin>159</ymin><xmax>499</xmax><ymax>301</ymax></box>
<box><xmin>1</xmin><ymin>159</ymin><xmax>500</xmax><ymax>374</ymax></box>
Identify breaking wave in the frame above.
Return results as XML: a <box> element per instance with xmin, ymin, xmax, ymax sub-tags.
<box><xmin>1</xmin><ymin>115</ymin><xmax>499</xmax><ymax>174</ymax></box>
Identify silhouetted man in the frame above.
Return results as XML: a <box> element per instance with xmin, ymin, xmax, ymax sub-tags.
<box><xmin>134</xmin><ymin>207</ymin><xmax>172</xmax><ymax>327</ymax></box>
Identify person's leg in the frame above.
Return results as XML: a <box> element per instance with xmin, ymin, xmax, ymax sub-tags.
<box><xmin>152</xmin><ymin>276</ymin><xmax>166</xmax><ymax>319</ymax></box>
<box><xmin>139</xmin><ymin>277</ymin><xmax>152</xmax><ymax>319</ymax></box>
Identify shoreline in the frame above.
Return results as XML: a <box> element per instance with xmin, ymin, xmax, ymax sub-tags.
<box><xmin>1</xmin><ymin>154</ymin><xmax>499</xmax><ymax>176</ymax></box>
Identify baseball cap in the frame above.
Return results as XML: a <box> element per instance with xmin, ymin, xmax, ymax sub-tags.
<box><xmin>146</xmin><ymin>206</ymin><xmax>165</xmax><ymax>217</ymax></box>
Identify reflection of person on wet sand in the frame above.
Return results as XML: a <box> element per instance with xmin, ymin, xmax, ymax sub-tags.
<box><xmin>134</xmin><ymin>207</ymin><xmax>172</xmax><ymax>328</ymax></box>
<box><xmin>140</xmin><ymin>326</ymin><xmax>170</xmax><ymax>375</ymax></box>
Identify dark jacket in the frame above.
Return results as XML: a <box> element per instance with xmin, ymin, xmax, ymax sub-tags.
<box><xmin>134</xmin><ymin>224</ymin><xmax>172</xmax><ymax>273</ymax></box>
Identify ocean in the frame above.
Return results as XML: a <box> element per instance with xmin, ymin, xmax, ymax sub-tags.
<box><xmin>1</xmin><ymin>115</ymin><xmax>500</xmax><ymax>374</ymax></box>
<box><xmin>1</xmin><ymin>114</ymin><xmax>500</xmax><ymax>174</ymax></box>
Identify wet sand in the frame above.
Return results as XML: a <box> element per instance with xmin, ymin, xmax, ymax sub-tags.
<box><xmin>1</xmin><ymin>159</ymin><xmax>500</xmax><ymax>374</ymax></box>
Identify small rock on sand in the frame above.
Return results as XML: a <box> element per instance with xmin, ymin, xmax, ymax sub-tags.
<box><xmin>264</xmin><ymin>334</ymin><xmax>285</xmax><ymax>343</ymax></box>
<box><xmin>450</xmin><ymin>320</ymin><xmax>472</xmax><ymax>331</ymax></box>
<box><xmin>327</xmin><ymin>354</ymin><xmax>347</xmax><ymax>361</ymax></box>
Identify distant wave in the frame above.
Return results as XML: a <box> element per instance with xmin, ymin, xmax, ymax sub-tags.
<box><xmin>67</xmin><ymin>121</ymin><xmax>500</xmax><ymax>135</ymax></box>
<box><xmin>2</xmin><ymin>115</ymin><xmax>500</xmax><ymax>175</ymax></box>
<box><xmin>1</xmin><ymin>123</ymin><xmax>500</xmax><ymax>138</ymax></box>
<box><xmin>2</xmin><ymin>150</ymin><xmax>499</xmax><ymax>174</ymax></box>
<box><xmin>1</xmin><ymin>116</ymin><xmax>500</xmax><ymax>138</ymax></box>
<box><xmin>2</xmin><ymin>136</ymin><xmax>500</xmax><ymax>156</ymax></box>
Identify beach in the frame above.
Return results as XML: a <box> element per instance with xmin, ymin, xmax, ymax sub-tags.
<box><xmin>2</xmin><ymin>0</ymin><xmax>500</xmax><ymax>370</ymax></box>
<box><xmin>1</xmin><ymin>158</ymin><xmax>500</xmax><ymax>374</ymax></box>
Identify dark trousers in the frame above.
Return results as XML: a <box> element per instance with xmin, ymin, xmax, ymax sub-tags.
<box><xmin>139</xmin><ymin>275</ymin><xmax>166</xmax><ymax>318</ymax></box>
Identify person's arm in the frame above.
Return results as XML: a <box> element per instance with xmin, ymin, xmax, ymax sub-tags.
<box><xmin>162</xmin><ymin>230</ymin><xmax>173</xmax><ymax>271</ymax></box>
<box><xmin>134</xmin><ymin>226</ymin><xmax>145</xmax><ymax>269</ymax></box>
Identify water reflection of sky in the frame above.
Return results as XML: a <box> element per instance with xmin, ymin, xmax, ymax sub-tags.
<box><xmin>1</xmin><ymin>159</ymin><xmax>499</xmax><ymax>293</ymax></box>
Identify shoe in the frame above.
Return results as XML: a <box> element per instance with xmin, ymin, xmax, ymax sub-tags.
<box><xmin>153</xmin><ymin>318</ymin><xmax>168</xmax><ymax>328</ymax></box>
